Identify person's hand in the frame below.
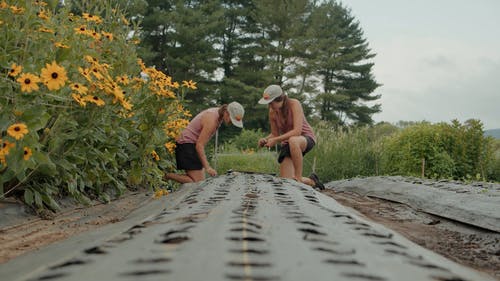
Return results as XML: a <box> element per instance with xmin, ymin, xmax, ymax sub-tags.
<box><xmin>265</xmin><ymin>137</ymin><xmax>279</xmax><ymax>147</ymax></box>
<box><xmin>206</xmin><ymin>166</ymin><xmax>217</xmax><ymax>177</ymax></box>
<box><xmin>258</xmin><ymin>138</ymin><xmax>268</xmax><ymax>147</ymax></box>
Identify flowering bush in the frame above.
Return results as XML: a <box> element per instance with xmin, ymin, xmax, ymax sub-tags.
<box><xmin>0</xmin><ymin>1</ymin><xmax>193</xmax><ymax>210</ymax></box>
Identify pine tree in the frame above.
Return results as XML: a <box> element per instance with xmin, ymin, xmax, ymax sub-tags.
<box><xmin>306</xmin><ymin>1</ymin><xmax>380</xmax><ymax>126</ymax></box>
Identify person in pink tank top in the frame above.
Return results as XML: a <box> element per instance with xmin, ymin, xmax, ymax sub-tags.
<box><xmin>257</xmin><ymin>85</ymin><xmax>324</xmax><ymax>190</ymax></box>
<box><xmin>165</xmin><ymin>102</ymin><xmax>245</xmax><ymax>183</ymax></box>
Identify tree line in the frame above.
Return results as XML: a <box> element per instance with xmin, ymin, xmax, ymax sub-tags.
<box><xmin>120</xmin><ymin>0</ymin><xmax>381</xmax><ymax>131</ymax></box>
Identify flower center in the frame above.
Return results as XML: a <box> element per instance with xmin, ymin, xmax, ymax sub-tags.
<box><xmin>25</xmin><ymin>78</ymin><xmax>31</xmax><ymax>84</ymax></box>
<box><xmin>14</xmin><ymin>127</ymin><xmax>20</xmax><ymax>132</ymax></box>
<box><xmin>51</xmin><ymin>72</ymin><xmax>58</xmax><ymax>79</ymax></box>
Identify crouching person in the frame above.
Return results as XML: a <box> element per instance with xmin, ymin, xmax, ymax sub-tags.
<box><xmin>165</xmin><ymin>102</ymin><xmax>244</xmax><ymax>183</ymax></box>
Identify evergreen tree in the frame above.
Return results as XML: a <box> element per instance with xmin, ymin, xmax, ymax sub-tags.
<box><xmin>138</xmin><ymin>0</ymin><xmax>223</xmax><ymax>113</ymax></box>
<box><xmin>307</xmin><ymin>1</ymin><xmax>380</xmax><ymax>126</ymax></box>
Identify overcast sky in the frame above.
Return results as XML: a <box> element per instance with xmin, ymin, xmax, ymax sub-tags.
<box><xmin>340</xmin><ymin>0</ymin><xmax>500</xmax><ymax>130</ymax></box>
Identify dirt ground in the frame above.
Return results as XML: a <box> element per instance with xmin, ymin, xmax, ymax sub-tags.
<box><xmin>0</xmin><ymin>192</ymin><xmax>153</xmax><ymax>264</ymax></box>
<box><xmin>323</xmin><ymin>189</ymin><xmax>500</xmax><ymax>281</ymax></box>
<box><xmin>0</xmin><ymin>188</ymin><xmax>498</xmax><ymax>280</ymax></box>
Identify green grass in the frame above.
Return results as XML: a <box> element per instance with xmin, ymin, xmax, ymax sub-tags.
<box><xmin>213</xmin><ymin>151</ymin><xmax>279</xmax><ymax>175</ymax></box>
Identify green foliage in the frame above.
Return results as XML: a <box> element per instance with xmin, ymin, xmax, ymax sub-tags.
<box><xmin>215</xmin><ymin>151</ymin><xmax>278</xmax><ymax>175</ymax></box>
<box><xmin>0</xmin><ymin>1</ymin><xmax>192</xmax><ymax>210</ymax></box>
<box><xmin>380</xmin><ymin>120</ymin><xmax>494</xmax><ymax>180</ymax></box>
<box><xmin>303</xmin><ymin>122</ymin><xmax>394</xmax><ymax>181</ymax></box>
<box><xmin>137</xmin><ymin>0</ymin><xmax>380</xmax><ymax>128</ymax></box>
<box><xmin>221</xmin><ymin>129</ymin><xmax>263</xmax><ymax>152</ymax></box>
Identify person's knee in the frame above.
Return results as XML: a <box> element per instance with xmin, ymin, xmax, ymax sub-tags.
<box><xmin>288</xmin><ymin>136</ymin><xmax>303</xmax><ymax>149</ymax></box>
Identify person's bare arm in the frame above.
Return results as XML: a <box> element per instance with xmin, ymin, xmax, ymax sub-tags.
<box><xmin>259</xmin><ymin>108</ymin><xmax>278</xmax><ymax>147</ymax></box>
<box><xmin>265</xmin><ymin>100</ymin><xmax>303</xmax><ymax>147</ymax></box>
<box><xmin>196</xmin><ymin>113</ymin><xmax>218</xmax><ymax>176</ymax></box>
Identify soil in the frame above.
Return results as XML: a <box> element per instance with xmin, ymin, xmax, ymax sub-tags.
<box><xmin>0</xmin><ymin>191</ymin><xmax>153</xmax><ymax>264</ymax></box>
<box><xmin>322</xmin><ymin>189</ymin><xmax>500</xmax><ymax>281</ymax></box>
<box><xmin>0</xmin><ymin>187</ymin><xmax>498</xmax><ymax>281</ymax></box>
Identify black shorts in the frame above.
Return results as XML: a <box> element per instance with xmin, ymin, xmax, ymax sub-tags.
<box><xmin>277</xmin><ymin>136</ymin><xmax>315</xmax><ymax>163</ymax></box>
<box><xmin>175</xmin><ymin>143</ymin><xmax>203</xmax><ymax>170</ymax></box>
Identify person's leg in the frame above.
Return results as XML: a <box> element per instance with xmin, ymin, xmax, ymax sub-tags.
<box><xmin>288</xmin><ymin>136</ymin><xmax>316</xmax><ymax>187</ymax></box>
<box><xmin>187</xmin><ymin>169</ymin><xmax>205</xmax><ymax>182</ymax></box>
<box><xmin>165</xmin><ymin>169</ymin><xmax>205</xmax><ymax>183</ymax></box>
<box><xmin>288</xmin><ymin>136</ymin><xmax>307</xmax><ymax>180</ymax></box>
<box><xmin>280</xmin><ymin>157</ymin><xmax>295</xmax><ymax>178</ymax></box>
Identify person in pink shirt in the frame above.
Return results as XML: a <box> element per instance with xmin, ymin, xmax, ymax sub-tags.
<box><xmin>165</xmin><ymin>102</ymin><xmax>244</xmax><ymax>183</ymax></box>
<box><xmin>257</xmin><ymin>85</ymin><xmax>324</xmax><ymax>190</ymax></box>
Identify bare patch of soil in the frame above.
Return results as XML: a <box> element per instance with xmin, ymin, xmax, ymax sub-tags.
<box><xmin>0</xmin><ymin>192</ymin><xmax>152</xmax><ymax>264</ymax></box>
<box><xmin>322</xmin><ymin>189</ymin><xmax>500</xmax><ymax>280</ymax></box>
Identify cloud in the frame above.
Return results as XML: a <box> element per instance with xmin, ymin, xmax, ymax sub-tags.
<box><xmin>371</xmin><ymin>36</ymin><xmax>500</xmax><ymax>129</ymax></box>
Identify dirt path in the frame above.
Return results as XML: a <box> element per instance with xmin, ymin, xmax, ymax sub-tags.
<box><xmin>322</xmin><ymin>189</ymin><xmax>500</xmax><ymax>281</ymax></box>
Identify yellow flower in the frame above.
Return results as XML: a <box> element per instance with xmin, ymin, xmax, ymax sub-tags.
<box><xmin>34</xmin><ymin>0</ymin><xmax>47</xmax><ymax>6</ymax></box>
<box><xmin>71</xmin><ymin>93</ymin><xmax>87</xmax><ymax>107</ymax></box>
<box><xmin>182</xmin><ymin>80</ymin><xmax>197</xmax><ymax>90</ymax></box>
<box><xmin>10</xmin><ymin>6</ymin><xmax>24</xmax><ymax>14</ymax></box>
<box><xmin>90</xmin><ymin>66</ymin><xmax>104</xmax><ymax>80</ymax></box>
<box><xmin>116</xmin><ymin>75</ymin><xmax>129</xmax><ymax>85</ymax></box>
<box><xmin>164</xmin><ymin>142</ymin><xmax>176</xmax><ymax>155</ymax></box>
<box><xmin>102</xmin><ymin>31</ymin><xmax>113</xmax><ymax>41</ymax></box>
<box><xmin>37</xmin><ymin>9</ymin><xmax>50</xmax><ymax>20</ymax></box>
<box><xmin>41</xmin><ymin>61</ymin><xmax>68</xmax><ymax>90</ymax></box>
<box><xmin>38</xmin><ymin>27</ymin><xmax>54</xmax><ymax>34</ymax></box>
<box><xmin>121</xmin><ymin>15</ymin><xmax>129</xmax><ymax>25</ymax></box>
<box><xmin>70</xmin><ymin>83</ymin><xmax>88</xmax><ymax>94</ymax></box>
<box><xmin>153</xmin><ymin>189</ymin><xmax>169</xmax><ymax>199</ymax></box>
<box><xmin>151</xmin><ymin>150</ymin><xmax>160</xmax><ymax>161</ymax></box>
<box><xmin>9</xmin><ymin>63</ymin><xmax>22</xmax><ymax>77</ymax></box>
<box><xmin>120</xmin><ymin>99</ymin><xmax>133</xmax><ymax>111</ymax></box>
<box><xmin>7</xmin><ymin>123</ymin><xmax>29</xmax><ymax>140</ymax></box>
<box><xmin>1</xmin><ymin>139</ymin><xmax>15</xmax><ymax>155</ymax></box>
<box><xmin>1</xmin><ymin>2</ymin><xmax>8</xmax><ymax>9</ymax></box>
<box><xmin>89</xmin><ymin>30</ymin><xmax>101</xmax><ymax>40</ymax></box>
<box><xmin>82</xmin><ymin>13</ymin><xmax>102</xmax><ymax>24</ymax></box>
<box><xmin>54</xmin><ymin>42</ymin><xmax>70</xmax><ymax>48</ymax></box>
<box><xmin>78</xmin><ymin>67</ymin><xmax>93</xmax><ymax>82</ymax></box>
<box><xmin>74</xmin><ymin>25</ymin><xmax>88</xmax><ymax>35</ymax></box>
<box><xmin>17</xmin><ymin>73</ymin><xmax>41</xmax><ymax>93</ymax></box>
<box><xmin>23</xmin><ymin>147</ymin><xmax>32</xmax><ymax>160</ymax></box>
<box><xmin>84</xmin><ymin>95</ymin><xmax>105</xmax><ymax>106</ymax></box>
<box><xmin>84</xmin><ymin>55</ymin><xmax>99</xmax><ymax>64</ymax></box>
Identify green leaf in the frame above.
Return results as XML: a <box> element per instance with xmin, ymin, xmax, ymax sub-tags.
<box><xmin>24</xmin><ymin>189</ymin><xmax>34</xmax><ymax>205</ymax></box>
<box><xmin>33</xmin><ymin>151</ymin><xmax>57</xmax><ymax>176</ymax></box>
<box><xmin>34</xmin><ymin>191</ymin><xmax>43</xmax><ymax>207</ymax></box>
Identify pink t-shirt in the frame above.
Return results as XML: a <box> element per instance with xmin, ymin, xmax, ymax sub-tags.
<box><xmin>271</xmin><ymin>101</ymin><xmax>316</xmax><ymax>145</ymax></box>
<box><xmin>177</xmin><ymin>108</ymin><xmax>221</xmax><ymax>144</ymax></box>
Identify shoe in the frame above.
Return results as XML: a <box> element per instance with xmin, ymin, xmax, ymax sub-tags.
<box><xmin>309</xmin><ymin>173</ymin><xmax>325</xmax><ymax>190</ymax></box>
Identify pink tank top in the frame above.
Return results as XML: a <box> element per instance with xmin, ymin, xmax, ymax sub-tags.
<box><xmin>177</xmin><ymin>108</ymin><xmax>221</xmax><ymax>144</ymax></box>
<box><xmin>272</xmin><ymin>100</ymin><xmax>316</xmax><ymax>144</ymax></box>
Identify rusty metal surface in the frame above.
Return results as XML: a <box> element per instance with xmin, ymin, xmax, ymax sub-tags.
<box><xmin>2</xmin><ymin>173</ymin><xmax>495</xmax><ymax>281</ymax></box>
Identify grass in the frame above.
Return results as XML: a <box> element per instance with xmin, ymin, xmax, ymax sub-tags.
<box><xmin>213</xmin><ymin>151</ymin><xmax>279</xmax><ymax>175</ymax></box>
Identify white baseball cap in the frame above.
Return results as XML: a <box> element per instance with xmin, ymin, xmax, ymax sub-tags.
<box><xmin>258</xmin><ymin>84</ymin><xmax>283</xmax><ymax>104</ymax></box>
<box><xmin>228</xmin><ymin>101</ymin><xmax>244</xmax><ymax>128</ymax></box>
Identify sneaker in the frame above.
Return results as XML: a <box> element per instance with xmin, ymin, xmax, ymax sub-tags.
<box><xmin>309</xmin><ymin>173</ymin><xmax>325</xmax><ymax>190</ymax></box>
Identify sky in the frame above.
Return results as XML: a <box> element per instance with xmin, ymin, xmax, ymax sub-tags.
<box><xmin>340</xmin><ymin>0</ymin><xmax>500</xmax><ymax>130</ymax></box>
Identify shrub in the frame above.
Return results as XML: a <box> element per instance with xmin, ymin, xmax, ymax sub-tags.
<box><xmin>0</xmin><ymin>1</ymin><xmax>192</xmax><ymax>210</ymax></box>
